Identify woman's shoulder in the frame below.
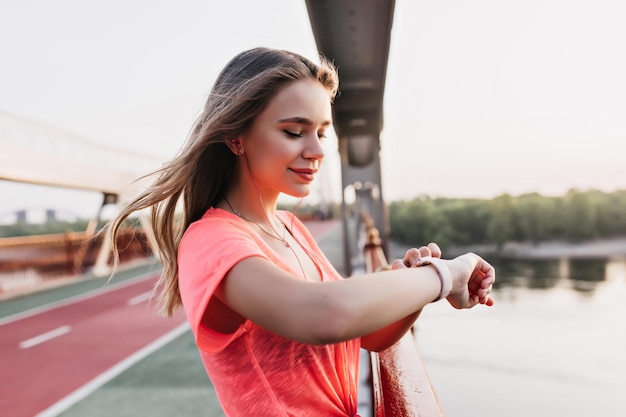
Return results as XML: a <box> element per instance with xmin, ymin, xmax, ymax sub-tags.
<box><xmin>194</xmin><ymin>207</ymin><xmax>240</xmax><ymax>225</ymax></box>
<box><xmin>183</xmin><ymin>207</ymin><xmax>246</xmax><ymax>242</ymax></box>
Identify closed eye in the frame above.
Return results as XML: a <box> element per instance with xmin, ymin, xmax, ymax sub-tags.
<box><xmin>284</xmin><ymin>130</ymin><xmax>302</xmax><ymax>138</ymax></box>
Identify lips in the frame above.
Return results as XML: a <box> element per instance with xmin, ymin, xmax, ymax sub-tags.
<box><xmin>289</xmin><ymin>167</ymin><xmax>318</xmax><ymax>182</ymax></box>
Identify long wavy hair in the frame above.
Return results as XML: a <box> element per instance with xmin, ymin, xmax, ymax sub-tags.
<box><xmin>108</xmin><ymin>47</ymin><xmax>339</xmax><ymax>316</ymax></box>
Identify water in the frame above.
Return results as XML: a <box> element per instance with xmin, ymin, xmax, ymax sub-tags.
<box><xmin>414</xmin><ymin>257</ymin><xmax>626</xmax><ymax>417</ymax></box>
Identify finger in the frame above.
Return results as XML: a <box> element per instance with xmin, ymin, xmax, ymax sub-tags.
<box><xmin>477</xmin><ymin>287</ymin><xmax>491</xmax><ymax>300</ymax></box>
<box><xmin>390</xmin><ymin>259</ymin><xmax>407</xmax><ymax>270</ymax></box>
<box><xmin>427</xmin><ymin>242</ymin><xmax>442</xmax><ymax>258</ymax></box>
<box><xmin>478</xmin><ymin>292</ymin><xmax>494</xmax><ymax>305</ymax></box>
<box><xmin>478</xmin><ymin>258</ymin><xmax>496</xmax><ymax>279</ymax></box>
<box><xmin>418</xmin><ymin>246</ymin><xmax>432</xmax><ymax>259</ymax></box>
<box><xmin>481</xmin><ymin>276</ymin><xmax>495</xmax><ymax>288</ymax></box>
<box><xmin>403</xmin><ymin>248</ymin><xmax>422</xmax><ymax>267</ymax></box>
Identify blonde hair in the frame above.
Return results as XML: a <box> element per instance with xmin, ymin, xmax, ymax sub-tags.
<box><xmin>108</xmin><ymin>47</ymin><xmax>339</xmax><ymax>316</ymax></box>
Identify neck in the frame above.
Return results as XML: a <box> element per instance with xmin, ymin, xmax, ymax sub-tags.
<box><xmin>223</xmin><ymin>184</ymin><xmax>279</xmax><ymax>226</ymax></box>
<box><xmin>223</xmin><ymin>193</ymin><xmax>290</xmax><ymax>248</ymax></box>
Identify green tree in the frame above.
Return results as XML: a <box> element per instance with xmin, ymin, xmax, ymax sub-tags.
<box><xmin>389</xmin><ymin>197</ymin><xmax>435</xmax><ymax>244</ymax></box>
<box><xmin>513</xmin><ymin>193</ymin><xmax>558</xmax><ymax>244</ymax></box>
<box><xmin>487</xmin><ymin>194</ymin><xmax>515</xmax><ymax>249</ymax></box>
<box><xmin>561</xmin><ymin>189</ymin><xmax>596</xmax><ymax>241</ymax></box>
<box><xmin>434</xmin><ymin>198</ymin><xmax>490</xmax><ymax>245</ymax></box>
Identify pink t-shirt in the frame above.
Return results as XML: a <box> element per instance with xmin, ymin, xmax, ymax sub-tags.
<box><xmin>178</xmin><ymin>208</ymin><xmax>361</xmax><ymax>417</ymax></box>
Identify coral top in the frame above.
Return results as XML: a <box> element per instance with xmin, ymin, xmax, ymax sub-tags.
<box><xmin>178</xmin><ymin>208</ymin><xmax>361</xmax><ymax>417</ymax></box>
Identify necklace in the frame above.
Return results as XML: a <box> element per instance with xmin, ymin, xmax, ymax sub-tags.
<box><xmin>224</xmin><ymin>197</ymin><xmax>290</xmax><ymax>247</ymax></box>
<box><xmin>223</xmin><ymin>196</ymin><xmax>311</xmax><ymax>281</ymax></box>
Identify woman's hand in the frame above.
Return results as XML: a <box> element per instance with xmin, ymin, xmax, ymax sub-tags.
<box><xmin>387</xmin><ymin>244</ymin><xmax>495</xmax><ymax>309</ymax></box>
<box><xmin>445</xmin><ymin>253</ymin><xmax>495</xmax><ymax>309</ymax></box>
<box><xmin>389</xmin><ymin>243</ymin><xmax>442</xmax><ymax>270</ymax></box>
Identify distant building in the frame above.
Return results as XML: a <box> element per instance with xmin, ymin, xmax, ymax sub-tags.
<box><xmin>16</xmin><ymin>209</ymin><xmax>27</xmax><ymax>224</ymax></box>
<box><xmin>46</xmin><ymin>209</ymin><xmax>56</xmax><ymax>222</ymax></box>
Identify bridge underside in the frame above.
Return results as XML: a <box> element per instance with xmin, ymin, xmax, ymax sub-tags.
<box><xmin>305</xmin><ymin>0</ymin><xmax>395</xmax><ymax>274</ymax></box>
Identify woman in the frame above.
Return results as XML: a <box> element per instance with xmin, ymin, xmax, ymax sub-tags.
<box><xmin>108</xmin><ymin>47</ymin><xmax>495</xmax><ymax>417</ymax></box>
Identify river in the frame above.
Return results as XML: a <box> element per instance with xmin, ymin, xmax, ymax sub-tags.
<box><xmin>412</xmin><ymin>257</ymin><xmax>626</xmax><ymax>417</ymax></box>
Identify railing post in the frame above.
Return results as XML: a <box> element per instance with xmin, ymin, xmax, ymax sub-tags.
<box><xmin>92</xmin><ymin>228</ymin><xmax>113</xmax><ymax>277</ymax></box>
<box><xmin>73</xmin><ymin>218</ymin><xmax>98</xmax><ymax>274</ymax></box>
<box><xmin>361</xmin><ymin>211</ymin><xmax>445</xmax><ymax>417</ymax></box>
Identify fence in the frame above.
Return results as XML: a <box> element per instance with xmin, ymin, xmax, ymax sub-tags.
<box><xmin>0</xmin><ymin>228</ymin><xmax>153</xmax><ymax>295</ymax></box>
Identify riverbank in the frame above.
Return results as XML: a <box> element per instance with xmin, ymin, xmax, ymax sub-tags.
<box><xmin>439</xmin><ymin>237</ymin><xmax>626</xmax><ymax>260</ymax></box>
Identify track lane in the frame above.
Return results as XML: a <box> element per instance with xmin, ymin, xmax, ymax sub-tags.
<box><xmin>0</xmin><ymin>275</ymin><xmax>187</xmax><ymax>417</ymax></box>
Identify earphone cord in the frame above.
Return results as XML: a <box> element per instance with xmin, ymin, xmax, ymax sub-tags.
<box><xmin>242</xmin><ymin>153</ymin><xmax>310</xmax><ymax>281</ymax></box>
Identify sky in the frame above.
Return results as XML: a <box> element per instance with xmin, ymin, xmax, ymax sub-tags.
<box><xmin>1</xmin><ymin>0</ymin><xmax>625</xmax><ymax>221</ymax></box>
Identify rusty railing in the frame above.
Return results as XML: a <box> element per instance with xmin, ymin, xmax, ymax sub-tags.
<box><xmin>0</xmin><ymin>228</ymin><xmax>153</xmax><ymax>295</ymax></box>
<box><xmin>361</xmin><ymin>213</ymin><xmax>445</xmax><ymax>417</ymax></box>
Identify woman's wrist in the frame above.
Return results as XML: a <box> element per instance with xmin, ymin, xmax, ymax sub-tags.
<box><xmin>415</xmin><ymin>256</ymin><xmax>453</xmax><ymax>301</ymax></box>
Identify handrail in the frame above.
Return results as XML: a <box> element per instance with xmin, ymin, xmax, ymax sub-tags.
<box><xmin>361</xmin><ymin>211</ymin><xmax>445</xmax><ymax>417</ymax></box>
<box><xmin>0</xmin><ymin>229</ymin><xmax>153</xmax><ymax>295</ymax></box>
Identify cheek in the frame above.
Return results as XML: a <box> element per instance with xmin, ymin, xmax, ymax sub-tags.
<box><xmin>268</xmin><ymin>140</ymin><xmax>300</xmax><ymax>162</ymax></box>
<box><xmin>246</xmin><ymin>134</ymin><xmax>301</xmax><ymax>172</ymax></box>
<box><xmin>248</xmin><ymin>145</ymin><xmax>289</xmax><ymax>175</ymax></box>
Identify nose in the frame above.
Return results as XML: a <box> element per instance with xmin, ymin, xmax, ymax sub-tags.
<box><xmin>303</xmin><ymin>134</ymin><xmax>325</xmax><ymax>161</ymax></box>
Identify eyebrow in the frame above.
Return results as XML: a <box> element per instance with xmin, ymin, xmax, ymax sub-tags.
<box><xmin>277</xmin><ymin>116</ymin><xmax>332</xmax><ymax>127</ymax></box>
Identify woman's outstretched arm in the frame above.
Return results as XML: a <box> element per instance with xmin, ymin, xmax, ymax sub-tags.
<box><xmin>212</xmin><ymin>252</ymin><xmax>495</xmax><ymax>346</ymax></box>
<box><xmin>360</xmin><ymin>244</ymin><xmax>440</xmax><ymax>352</ymax></box>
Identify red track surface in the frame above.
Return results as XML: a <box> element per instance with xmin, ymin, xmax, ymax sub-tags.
<box><xmin>301</xmin><ymin>219</ymin><xmax>339</xmax><ymax>242</ymax></box>
<box><xmin>0</xmin><ymin>220</ymin><xmax>340</xmax><ymax>417</ymax></box>
<box><xmin>0</xmin><ymin>276</ymin><xmax>187</xmax><ymax>417</ymax></box>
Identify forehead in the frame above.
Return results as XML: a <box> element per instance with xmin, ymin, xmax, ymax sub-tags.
<box><xmin>261</xmin><ymin>79</ymin><xmax>333</xmax><ymax>122</ymax></box>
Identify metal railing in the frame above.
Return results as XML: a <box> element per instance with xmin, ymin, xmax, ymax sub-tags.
<box><xmin>361</xmin><ymin>212</ymin><xmax>445</xmax><ymax>417</ymax></box>
<box><xmin>0</xmin><ymin>228</ymin><xmax>153</xmax><ymax>295</ymax></box>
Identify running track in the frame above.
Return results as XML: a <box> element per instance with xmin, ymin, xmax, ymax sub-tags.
<box><xmin>0</xmin><ymin>220</ymin><xmax>340</xmax><ymax>417</ymax></box>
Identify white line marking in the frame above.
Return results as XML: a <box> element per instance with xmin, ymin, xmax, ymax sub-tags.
<box><xmin>19</xmin><ymin>325</ymin><xmax>71</xmax><ymax>349</ymax></box>
<box><xmin>127</xmin><ymin>291</ymin><xmax>152</xmax><ymax>306</ymax></box>
<box><xmin>0</xmin><ymin>270</ymin><xmax>160</xmax><ymax>326</ymax></box>
<box><xmin>35</xmin><ymin>322</ymin><xmax>190</xmax><ymax>417</ymax></box>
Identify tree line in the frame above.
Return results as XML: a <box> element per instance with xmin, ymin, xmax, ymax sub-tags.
<box><xmin>3</xmin><ymin>189</ymin><xmax>625</xmax><ymax>248</ymax></box>
<box><xmin>0</xmin><ymin>220</ymin><xmax>100</xmax><ymax>238</ymax></box>
<box><xmin>388</xmin><ymin>189</ymin><xmax>626</xmax><ymax>250</ymax></box>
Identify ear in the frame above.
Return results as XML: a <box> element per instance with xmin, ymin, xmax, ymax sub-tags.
<box><xmin>228</xmin><ymin>139</ymin><xmax>244</xmax><ymax>156</ymax></box>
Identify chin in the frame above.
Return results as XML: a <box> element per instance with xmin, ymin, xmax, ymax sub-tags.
<box><xmin>285</xmin><ymin>187</ymin><xmax>311</xmax><ymax>199</ymax></box>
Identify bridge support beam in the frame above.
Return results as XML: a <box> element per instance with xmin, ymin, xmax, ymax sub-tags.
<box><xmin>339</xmin><ymin>133</ymin><xmax>387</xmax><ymax>277</ymax></box>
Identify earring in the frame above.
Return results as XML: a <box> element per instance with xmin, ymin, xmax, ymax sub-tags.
<box><xmin>232</xmin><ymin>139</ymin><xmax>243</xmax><ymax>156</ymax></box>
<box><xmin>237</xmin><ymin>146</ymin><xmax>243</xmax><ymax>156</ymax></box>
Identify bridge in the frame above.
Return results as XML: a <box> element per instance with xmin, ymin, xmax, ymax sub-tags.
<box><xmin>0</xmin><ymin>1</ymin><xmax>443</xmax><ymax>416</ymax></box>
<box><xmin>0</xmin><ymin>111</ymin><xmax>163</xmax><ymax>198</ymax></box>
